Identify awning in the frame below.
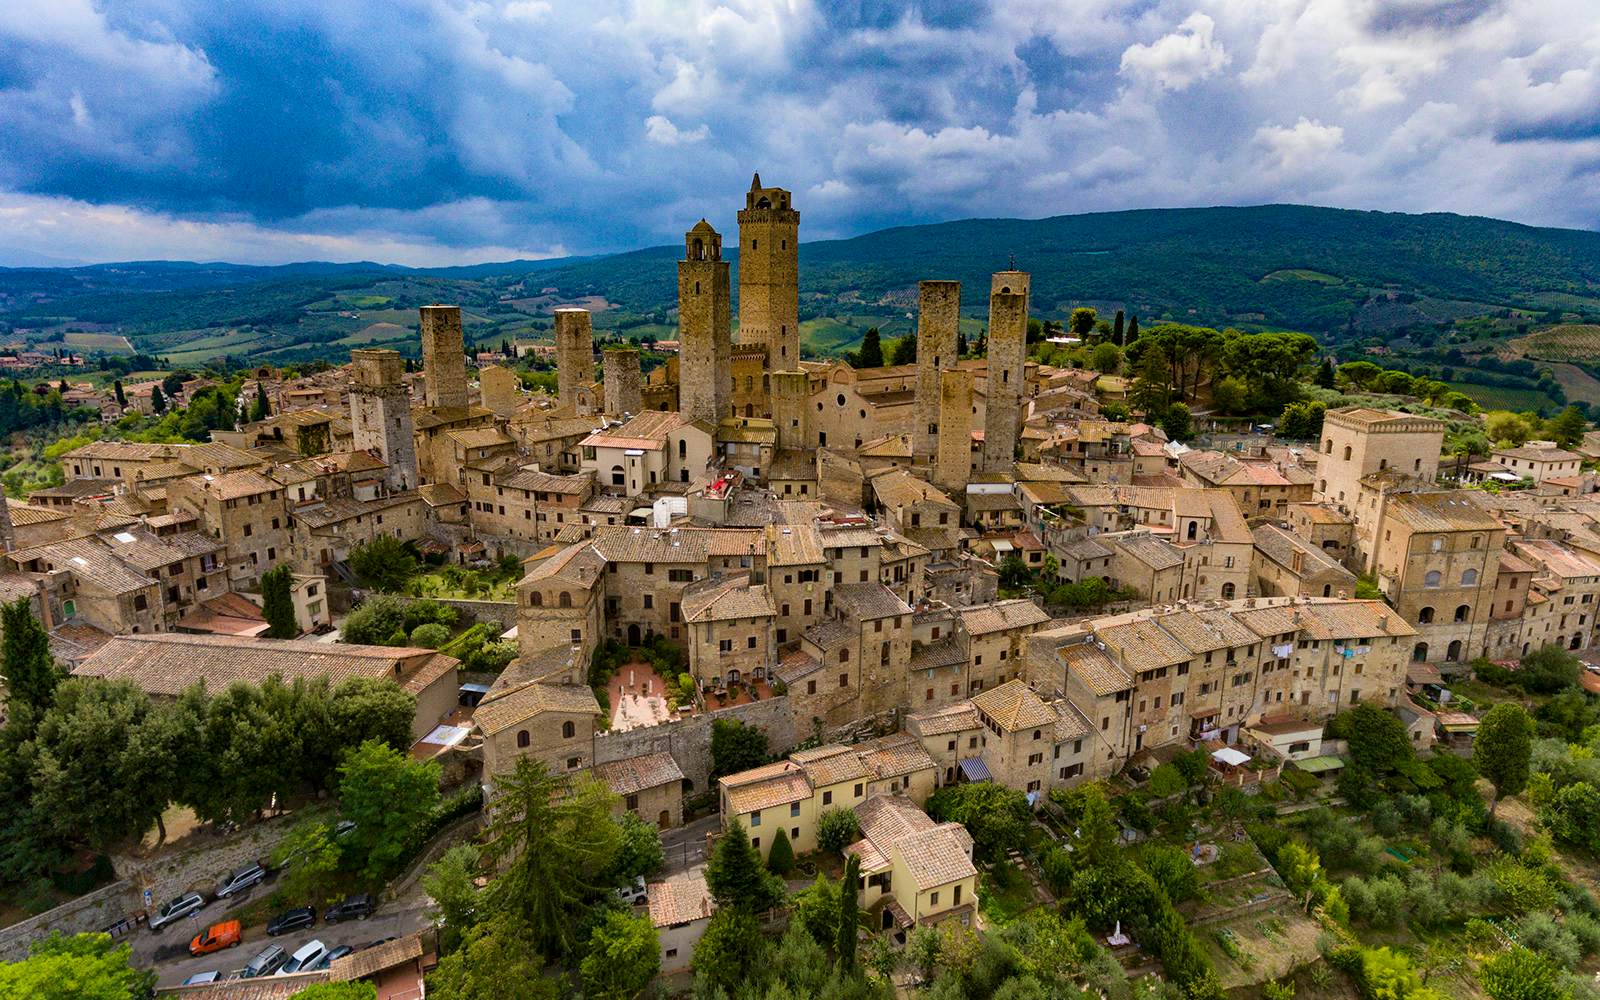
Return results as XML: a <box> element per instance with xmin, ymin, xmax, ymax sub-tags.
<box><xmin>958</xmin><ymin>757</ymin><xmax>993</xmax><ymax>782</ymax></box>
<box><xmin>1211</xmin><ymin>747</ymin><xmax>1251</xmax><ymax>767</ymax></box>
<box><xmin>1294</xmin><ymin>756</ymin><xmax>1345</xmax><ymax>774</ymax></box>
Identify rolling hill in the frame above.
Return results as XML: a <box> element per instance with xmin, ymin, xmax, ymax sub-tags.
<box><xmin>4</xmin><ymin>204</ymin><xmax>1600</xmax><ymax>367</ymax></box>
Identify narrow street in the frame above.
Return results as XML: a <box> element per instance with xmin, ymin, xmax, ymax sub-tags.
<box><xmin>661</xmin><ymin>814</ymin><xmax>718</xmax><ymax>877</ymax></box>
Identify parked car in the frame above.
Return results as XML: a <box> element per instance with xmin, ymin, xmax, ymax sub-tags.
<box><xmin>189</xmin><ymin>919</ymin><xmax>242</xmax><ymax>956</ymax></box>
<box><xmin>216</xmin><ymin>864</ymin><xmax>266</xmax><ymax>899</ymax></box>
<box><xmin>181</xmin><ymin>972</ymin><xmax>220</xmax><ymax>986</ymax></box>
<box><xmin>241</xmin><ymin>944</ymin><xmax>287</xmax><ymax>979</ymax></box>
<box><xmin>333</xmin><ymin>820</ymin><xmax>357</xmax><ymax>840</ymax></box>
<box><xmin>265</xmin><ymin>906</ymin><xmax>316</xmax><ymax>937</ymax></box>
<box><xmin>278</xmin><ymin>939</ymin><xmax>327</xmax><ymax>976</ymax></box>
<box><xmin>312</xmin><ymin>944</ymin><xmax>354</xmax><ymax>970</ymax></box>
<box><xmin>323</xmin><ymin>894</ymin><xmax>375</xmax><ymax>924</ymax></box>
<box><xmin>148</xmin><ymin>892</ymin><xmax>206</xmax><ymax>931</ymax></box>
<box><xmin>614</xmin><ymin>876</ymin><xmax>647</xmax><ymax>906</ymax></box>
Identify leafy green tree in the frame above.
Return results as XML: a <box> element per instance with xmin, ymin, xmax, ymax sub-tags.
<box><xmin>793</xmin><ymin>873</ymin><xmax>840</xmax><ymax>945</ymax></box>
<box><xmin>1338</xmin><ymin>704</ymin><xmax>1414</xmax><ymax>774</ymax></box>
<box><xmin>1478</xmin><ymin>945</ymin><xmax>1570</xmax><ymax>1000</ymax></box>
<box><xmin>422</xmin><ymin>843</ymin><xmax>482</xmax><ymax>954</ymax></box>
<box><xmin>408</xmin><ymin>623</ymin><xmax>449</xmax><ymax>648</ymax></box>
<box><xmin>1518</xmin><ymin>645</ymin><xmax>1581</xmax><ymax>694</ymax></box>
<box><xmin>692</xmin><ymin>909</ymin><xmax>764</xmax><ymax>996</ymax></box>
<box><xmin>766</xmin><ymin>825</ymin><xmax>795</xmax><ymax>875</ymax></box>
<box><xmin>838</xmin><ymin>851</ymin><xmax>860</xmax><ymax>969</ymax></box>
<box><xmin>1210</xmin><ymin>375</ymin><xmax>1248</xmax><ymax>414</ymax></box>
<box><xmin>338</xmin><ymin>739</ymin><xmax>441</xmax><ymax>881</ymax></box>
<box><xmin>705</xmin><ymin>819</ymin><xmax>785</xmax><ymax>912</ymax></box>
<box><xmin>602</xmin><ymin>811</ymin><xmax>665</xmax><ymax>885</ymax></box>
<box><xmin>260</xmin><ymin>564</ymin><xmax>299</xmax><ymax>639</ymax></box>
<box><xmin>288</xmin><ymin>984</ymin><xmax>377</xmax><ymax>1000</ymax></box>
<box><xmin>710</xmin><ymin>718</ymin><xmax>770</xmax><ymax>779</ymax></box>
<box><xmin>270</xmin><ymin>819</ymin><xmax>341</xmax><ymax>906</ymax></box>
<box><xmin>250</xmin><ymin>383</ymin><xmax>271</xmax><ymax>423</ymax></box>
<box><xmin>1125</xmin><ymin>314</ymin><xmax>1139</xmax><ymax>343</ymax></box>
<box><xmin>128</xmin><ymin>691</ymin><xmax>204</xmax><ymax>843</ymax></box>
<box><xmin>1541</xmin><ymin>781</ymin><xmax>1600</xmax><ymax>852</ymax></box>
<box><xmin>2</xmin><ymin>596</ymin><xmax>64</xmax><ymax>717</ymax></box>
<box><xmin>481</xmin><ymin>759</ymin><xmax>621</xmax><ymax>958</ymax></box>
<box><xmin>1476</xmin><ymin>703</ymin><xmax>1534</xmax><ymax>815</ymax></box>
<box><xmin>1091</xmin><ymin>342</ymin><xmax>1120</xmax><ymax>374</ymax></box>
<box><xmin>816</xmin><ymin>806</ymin><xmax>861</xmax><ymax>854</ymax></box>
<box><xmin>580</xmin><ymin>909</ymin><xmax>659</xmax><ymax>1000</ymax></box>
<box><xmin>427</xmin><ymin>917</ymin><xmax>563</xmax><ymax>1000</ymax></box>
<box><xmin>1279</xmin><ymin>400</ymin><xmax>1327</xmax><ymax>440</ymax></box>
<box><xmin>1160</xmin><ymin>402</ymin><xmax>1193</xmax><ymax>442</ymax></box>
<box><xmin>1547</xmin><ymin>406</ymin><xmax>1588</xmax><ymax>448</ymax></box>
<box><xmin>348</xmin><ymin>536</ymin><xmax>419</xmax><ymax>593</ymax></box>
<box><xmin>890</xmin><ymin>335</ymin><xmax>916</xmax><ymax>365</ymax></box>
<box><xmin>340</xmin><ymin>595</ymin><xmax>409</xmax><ymax>645</ymax></box>
<box><xmin>0</xmin><ymin>932</ymin><xmax>155</xmax><ymax>1000</ymax></box>
<box><xmin>855</xmin><ymin>327</ymin><xmax>884</xmax><ymax>369</ymax></box>
<box><xmin>1316</xmin><ymin>357</ymin><xmax>1336</xmax><ymax>388</ymax></box>
<box><xmin>926</xmin><ymin>782</ymin><xmax>1032</xmax><ymax>860</ymax></box>
<box><xmin>998</xmin><ymin>554</ymin><xmax>1032</xmax><ymax>590</ymax></box>
<box><xmin>328</xmin><ymin>677</ymin><xmax>415</xmax><ymax>754</ymax></box>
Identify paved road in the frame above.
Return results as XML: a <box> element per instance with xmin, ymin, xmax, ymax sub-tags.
<box><xmin>661</xmin><ymin>815</ymin><xmax>718</xmax><ymax>876</ymax></box>
<box><xmin>136</xmin><ymin>880</ymin><xmax>431</xmax><ymax>987</ymax></box>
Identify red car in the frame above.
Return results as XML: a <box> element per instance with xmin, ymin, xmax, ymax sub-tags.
<box><xmin>189</xmin><ymin>919</ymin><xmax>241</xmax><ymax>957</ymax></box>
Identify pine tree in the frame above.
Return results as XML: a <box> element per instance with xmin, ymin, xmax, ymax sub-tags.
<box><xmin>836</xmin><ymin>852</ymin><xmax>859</xmax><ymax>969</ymax></box>
<box><xmin>113</xmin><ymin>380</ymin><xmax>126</xmax><ymax>407</ymax></box>
<box><xmin>889</xmin><ymin>335</ymin><xmax>916</xmax><ymax>366</ymax></box>
<box><xmin>260</xmin><ymin>565</ymin><xmax>299</xmax><ymax>639</ymax></box>
<box><xmin>150</xmin><ymin>385</ymin><xmax>166</xmax><ymax>414</ymax></box>
<box><xmin>1126</xmin><ymin>314</ymin><xmax>1139</xmax><ymax>343</ymax></box>
<box><xmin>1</xmin><ymin>596</ymin><xmax>63</xmax><ymax>716</ymax></box>
<box><xmin>1113</xmin><ymin>310</ymin><xmax>1125</xmax><ymax>345</ymax></box>
<box><xmin>1316</xmin><ymin>357</ymin><xmax>1336</xmax><ymax>389</ymax></box>
<box><xmin>705</xmin><ymin>819</ymin><xmax>784</xmax><ymax>913</ymax></box>
<box><xmin>856</xmin><ymin>327</ymin><xmax>884</xmax><ymax>369</ymax></box>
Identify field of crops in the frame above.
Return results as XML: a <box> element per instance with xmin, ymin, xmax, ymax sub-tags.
<box><xmin>1509</xmin><ymin>324</ymin><xmax>1600</xmax><ymax>362</ymax></box>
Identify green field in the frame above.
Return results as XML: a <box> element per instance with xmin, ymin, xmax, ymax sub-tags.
<box><xmin>1509</xmin><ymin>323</ymin><xmax>1600</xmax><ymax>362</ymax></box>
<box><xmin>61</xmin><ymin>332</ymin><xmax>133</xmax><ymax>352</ymax></box>
<box><xmin>1260</xmin><ymin>268</ymin><xmax>1341</xmax><ymax>285</ymax></box>
<box><xmin>1445</xmin><ymin>380</ymin><xmax>1557</xmax><ymax>411</ymax></box>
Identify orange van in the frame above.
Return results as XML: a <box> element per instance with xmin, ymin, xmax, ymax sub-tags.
<box><xmin>190</xmin><ymin>919</ymin><xmax>242</xmax><ymax>956</ymax></box>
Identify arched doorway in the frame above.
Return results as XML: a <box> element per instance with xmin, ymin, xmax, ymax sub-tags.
<box><xmin>627</xmin><ymin>623</ymin><xmax>642</xmax><ymax>646</ymax></box>
<box><xmin>1412</xmin><ymin>642</ymin><xmax>1428</xmax><ymax>662</ymax></box>
<box><xmin>1446</xmin><ymin>640</ymin><xmax>1462</xmax><ymax>662</ymax></box>
<box><xmin>658</xmin><ymin>810</ymin><xmax>671</xmax><ymax>830</ymax></box>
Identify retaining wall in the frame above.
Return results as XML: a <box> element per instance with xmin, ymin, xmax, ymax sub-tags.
<box><xmin>595</xmin><ymin>695</ymin><xmax>796</xmax><ymax>794</ymax></box>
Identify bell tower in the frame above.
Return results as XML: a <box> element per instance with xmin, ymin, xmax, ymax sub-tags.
<box><xmin>736</xmin><ymin>173</ymin><xmax>800</xmax><ymax>367</ymax></box>
<box><xmin>678</xmin><ymin>220</ymin><xmax>732</xmax><ymax>424</ymax></box>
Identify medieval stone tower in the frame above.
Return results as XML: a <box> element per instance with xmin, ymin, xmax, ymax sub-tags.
<box><xmin>419</xmin><ymin>304</ymin><xmax>468</xmax><ymax>410</ymax></box>
<box><xmin>770</xmin><ymin>370</ymin><xmax>810</xmax><ymax>452</ymax></box>
<box><xmin>478</xmin><ymin>365</ymin><xmax>520</xmax><ymax>416</ymax></box>
<box><xmin>0</xmin><ymin>483</ymin><xmax>14</xmax><ymax>552</ymax></box>
<box><xmin>678</xmin><ymin>220</ymin><xmax>732</xmax><ymax>424</ymax></box>
<box><xmin>935</xmin><ymin>369</ymin><xmax>974</xmax><ymax>493</ymax></box>
<box><xmin>913</xmin><ymin>280</ymin><xmax>961</xmax><ymax>464</ymax></box>
<box><xmin>602</xmin><ymin>347</ymin><xmax>643</xmax><ymax>417</ymax></box>
<box><xmin>736</xmin><ymin>174</ymin><xmax>800</xmax><ymax>368</ymax></box>
<box><xmin>349</xmin><ymin>348</ymin><xmax>419</xmax><ymax>493</ymax></box>
<box><xmin>555</xmin><ymin>308</ymin><xmax>595</xmax><ymax>413</ymax></box>
<box><xmin>981</xmin><ymin>271</ymin><xmax>1029</xmax><ymax>473</ymax></box>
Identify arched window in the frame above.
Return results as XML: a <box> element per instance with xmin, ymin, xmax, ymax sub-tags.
<box><xmin>562</xmin><ymin>721</ymin><xmax>575</xmax><ymax>739</ymax></box>
<box><xmin>1446</xmin><ymin>640</ymin><xmax>1462</xmax><ymax>662</ymax></box>
<box><xmin>530</xmin><ymin>592</ymin><xmax>543</xmax><ymax>607</ymax></box>
<box><xmin>1424</xmin><ymin>571</ymin><xmax>1441</xmax><ymax>588</ymax></box>
<box><xmin>1186</xmin><ymin>521</ymin><xmax>1198</xmax><ymax>541</ymax></box>
<box><xmin>1221</xmin><ymin>582</ymin><xmax>1236</xmax><ymax>599</ymax></box>
<box><xmin>559</xmin><ymin>591</ymin><xmax>572</xmax><ymax>608</ymax></box>
<box><xmin>1322</xmin><ymin>584</ymin><xmax>1332</xmax><ymax>597</ymax></box>
<box><xmin>1454</xmin><ymin>604</ymin><xmax>1470</xmax><ymax>622</ymax></box>
<box><xmin>1418</xmin><ymin>607</ymin><xmax>1434</xmax><ymax>623</ymax></box>
<box><xmin>1324</xmin><ymin>439</ymin><xmax>1334</xmax><ymax>455</ymax></box>
<box><xmin>1412</xmin><ymin>643</ymin><xmax>1428</xmax><ymax>662</ymax></box>
<box><xmin>1573</xmin><ymin>635</ymin><xmax>1584</xmax><ymax>650</ymax></box>
<box><xmin>517</xmin><ymin>730</ymin><xmax>530</xmax><ymax>748</ymax></box>
<box><xmin>1343</xmin><ymin>445</ymin><xmax>1352</xmax><ymax>461</ymax></box>
<box><xmin>1461</xmin><ymin>568</ymin><xmax>1478</xmax><ymax>585</ymax></box>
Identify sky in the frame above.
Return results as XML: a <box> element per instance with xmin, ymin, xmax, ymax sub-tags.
<box><xmin>3</xmin><ymin>0</ymin><xmax>1600</xmax><ymax>267</ymax></box>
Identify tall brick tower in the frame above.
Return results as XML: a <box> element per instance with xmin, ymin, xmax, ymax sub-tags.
<box><xmin>678</xmin><ymin>220</ymin><xmax>732</xmax><ymax>424</ymax></box>
<box><xmin>350</xmin><ymin>348</ymin><xmax>419</xmax><ymax>493</ymax></box>
<box><xmin>981</xmin><ymin>271</ymin><xmax>1029</xmax><ymax>473</ymax></box>
<box><xmin>602</xmin><ymin>347</ymin><xmax>642</xmax><ymax>416</ymax></box>
<box><xmin>770</xmin><ymin>370</ymin><xmax>810</xmax><ymax>451</ymax></box>
<box><xmin>935</xmin><ymin>369</ymin><xmax>974</xmax><ymax>493</ymax></box>
<box><xmin>419</xmin><ymin>304</ymin><xmax>468</xmax><ymax>410</ymax></box>
<box><xmin>555</xmin><ymin>308</ymin><xmax>595</xmax><ymax>413</ymax></box>
<box><xmin>736</xmin><ymin>173</ymin><xmax>800</xmax><ymax>368</ymax></box>
<box><xmin>913</xmin><ymin>280</ymin><xmax>961</xmax><ymax>464</ymax></box>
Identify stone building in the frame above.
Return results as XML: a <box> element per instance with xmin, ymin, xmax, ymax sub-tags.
<box><xmin>682</xmin><ymin>573</ymin><xmax>776</xmax><ymax>690</ymax></box>
<box><xmin>934</xmin><ymin>369</ymin><xmax>975</xmax><ymax>493</ymax></box>
<box><xmin>602</xmin><ymin>347</ymin><xmax>643</xmax><ymax>417</ymax></box>
<box><xmin>913</xmin><ymin>280</ymin><xmax>961</xmax><ymax>463</ymax></box>
<box><xmin>478</xmin><ymin>365</ymin><xmax>521</xmax><ymax>417</ymax></box>
<box><xmin>736</xmin><ymin>174</ymin><xmax>800</xmax><ymax>369</ymax></box>
<box><xmin>770</xmin><ymin>370</ymin><xmax>810</xmax><ymax>455</ymax></box>
<box><xmin>474</xmin><ymin>680</ymin><xmax>601</xmax><ymax>778</ymax></box>
<box><xmin>678</xmin><ymin>221</ymin><xmax>732</xmax><ymax>424</ymax></box>
<box><xmin>165</xmin><ymin>471</ymin><xmax>290</xmax><ymax>588</ymax></box>
<box><xmin>420</xmin><ymin>305</ymin><xmax>468</xmax><ymax>410</ymax></box>
<box><xmin>969</xmin><ymin>679</ymin><xmax>1093</xmax><ymax>795</ymax></box>
<box><xmin>1252</xmin><ymin>524</ymin><xmax>1358</xmax><ymax>598</ymax></box>
<box><xmin>980</xmin><ymin>272</ymin><xmax>1028</xmax><ymax>473</ymax></box>
<box><xmin>1317</xmin><ymin>407</ymin><xmax>1443</xmax><ymax>514</ymax></box>
<box><xmin>555</xmin><ymin>308</ymin><xmax>596</xmax><ymax>415</ymax></box>
<box><xmin>1374</xmin><ymin>492</ymin><xmax>1505</xmax><ymax>667</ymax></box>
<box><xmin>348</xmin><ymin>348</ymin><xmax>419</xmax><ymax>493</ymax></box>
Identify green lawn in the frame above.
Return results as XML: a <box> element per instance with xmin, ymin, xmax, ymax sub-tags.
<box><xmin>1444</xmin><ymin>381</ymin><xmax>1557</xmax><ymax>412</ymax></box>
<box><xmin>978</xmin><ymin>859</ymin><xmax>1038</xmax><ymax>926</ymax></box>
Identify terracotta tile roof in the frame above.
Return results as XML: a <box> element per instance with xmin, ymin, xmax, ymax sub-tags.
<box><xmin>294</xmin><ymin>493</ymin><xmax>423</xmax><ymax>530</ymax></box>
<box><xmin>907</xmin><ymin>702</ymin><xmax>980</xmax><ymax>736</ymax></box>
<box><xmin>835</xmin><ymin>582</ymin><xmax>913</xmax><ymax>620</ymax></box>
<box><xmin>1108</xmin><ymin>532</ymin><xmax>1184</xmax><ymax>571</ymax></box>
<box><xmin>447</xmin><ymin>426</ymin><xmax>516</xmax><ymax>449</ymax></box>
<box><xmin>790</xmin><ymin>744</ymin><xmax>871</xmax><ymax>786</ymax></box>
<box><xmin>1060</xmin><ymin>642</ymin><xmax>1132</xmax><ymax>694</ymax></box>
<box><xmin>972</xmin><ymin>679</ymin><xmax>1057</xmax><ymax>731</ymax></box>
<box><xmin>594</xmin><ymin>751</ymin><xmax>685</xmax><ymax>795</ymax></box>
<box><xmin>648</xmin><ymin>874</ymin><xmax>715</xmax><ymax>928</ymax></box>
<box><xmin>191</xmin><ymin>470</ymin><xmax>282</xmax><ymax>501</ymax></box>
<box><xmin>719</xmin><ymin>761</ymin><xmax>812</xmax><ymax>814</ymax></box>
<box><xmin>856</xmin><ymin>732</ymin><xmax>936</xmax><ymax>778</ymax></box>
<box><xmin>681</xmin><ymin>575</ymin><xmax>774</xmax><ymax>623</ymax></box>
<box><xmin>418</xmin><ymin>483</ymin><xmax>468</xmax><ymax>506</ymax></box>
<box><xmin>1252</xmin><ymin>524</ymin><xmax>1354</xmax><ymax>580</ymax></box>
<box><xmin>805</xmin><ymin>619</ymin><xmax>856</xmax><ymax>651</ymax></box>
<box><xmin>7</xmin><ymin>536</ymin><xmax>154</xmax><ymax>594</ymax></box>
<box><xmin>851</xmin><ymin>795</ymin><xmax>975</xmax><ymax>890</ymax></box>
<box><xmin>957</xmin><ymin>599</ymin><xmax>1051</xmax><ymax>636</ymax></box>
<box><xmin>899</xmin><ymin>824</ymin><xmax>979</xmax><ymax>891</ymax></box>
<box><xmin>872</xmin><ymin>469</ymin><xmax>958</xmax><ymax>510</ymax></box>
<box><xmin>5</xmin><ymin>500</ymin><xmax>68</xmax><ymax>526</ymax></box>
<box><xmin>774</xmin><ymin>647</ymin><xmax>822</xmax><ymax>683</ymax></box>
<box><xmin>99</xmin><ymin>526</ymin><xmax>223</xmax><ymax>570</ymax></box>
<box><xmin>765</xmin><ymin>523</ymin><xmax>825</xmax><ymax>565</ymax></box>
<box><xmin>497</xmin><ymin>467</ymin><xmax>593</xmax><ymax>494</ymax></box>
<box><xmin>1051</xmin><ymin>700</ymin><xmax>1093</xmax><ymax>741</ymax></box>
<box><xmin>75</xmin><ymin>634</ymin><xmax>457</xmax><ymax>698</ymax></box>
<box><xmin>1389</xmin><ymin>492</ymin><xmax>1505</xmax><ymax>532</ymax></box>
<box><xmin>589</xmin><ymin>525</ymin><xmax>763</xmax><ymax>563</ymax></box>
<box><xmin>1325</xmin><ymin>407</ymin><xmax>1445</xmax><ymax>430</ymax></box>
<box><xmin>327</xmin><ymin>931</ymin><xmax>424</xmax><ymax>982</ymax></box>
<box><xmin>909</xmin><ymin>637</ymin><xmax>966</xmax><ymax>671</ymax></box>
<box><xmin>474</xmin><ymin>681</ymin><xmax>600</xmax><ymax>736</ymax></box>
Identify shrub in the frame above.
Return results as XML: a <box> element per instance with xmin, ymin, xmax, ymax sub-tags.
<box><xmin>816</xmin><ymin>807</ymin><xmax>861</xmax><ymax>855</ymax></box>
<box><xmin>1479</xmin><ymin>945</ymin><xmax>1571</xmax><ymax>1000</ymax></box>
<box><xmin>342</xmin><ymin>595</ymin><xmax>408</xmax><ymax>645</ymax></box>
<box><xmin>409</xmin><ymin>623</ymin><xmax>450</xmax><ymax>648</ymax></box>
<box><xmin>766</xmin><ymin>827</ymin><xmax>795</xmax><ymax>876</ymax></box>
<box><xmin>1517</xmin><ymin>911</ymin><xmax>1582</xmax><ymax>970</ymax></box>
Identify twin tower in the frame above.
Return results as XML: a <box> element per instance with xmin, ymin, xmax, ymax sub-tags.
<box><xmin>676</xmin><ymin>173</ymin><xmax>1027</xmax><ymax>483</ymax></box>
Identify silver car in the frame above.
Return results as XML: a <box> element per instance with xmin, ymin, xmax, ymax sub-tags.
<box><xmin>216</xmin><ymin>863</ymin><xmax>266</xmax><ymax>899</ymax></box>
<box><xmin>148</xmin><ymin>891</ymin><xmax>206</xmax><ymax>931</ymax></box>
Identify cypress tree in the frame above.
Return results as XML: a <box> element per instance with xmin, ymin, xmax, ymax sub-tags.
<box><xmin>113</xmin><ymin>380</ymin><xmax>126</xmax><ymax>407</ymax></box>
<box><xmin>837</xmin><ymin>852</ymin><xmax>859</xmax><ymax>968</ymax></box>
<box><xmin>150</xmin><ymin>385</ymin><xmax>166</xmax><ymax>414</ymax></box>
<box><xmin>260</xmin><ymin>565</ymin><xmax>299</xmax><ymax>639</ymax></box>
<box><xmin>766</xmin><ymin>826</ymin><xmax>794</xmax><ymax>876</ymax></box>
<box><xmin>856</xmin><ymin>327</ymin><xmax>884</xmax><ymax>369</ymax></box>
<box><xmin>1113</xmin><ymin>310</ymin><xmax>1125</xmax><ymax>345</ymax></box>
<box><xmin>250</xmin><ymin>383</ymin><xmax>270</xmax><ymax>422</ymax></box>
<box><xmin>1126</xmin><ymin>314</ymin><xmax>1140</xmax><ymax>343</ymax></box>
<box><xmin>1</xmin><ymin>596</ymin><xmax>63</xmax><ymax>716</ymax></box>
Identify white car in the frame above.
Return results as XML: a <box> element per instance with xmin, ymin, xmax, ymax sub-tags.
<box><xmin>148</xmin><ymin>892</ymin><xmax>206</xmax><ymax>931</ymax></box>
<box><xmin>277</xmin><ymin>940</ymin><xmax>327</xmax><ymax>976</ymax></box>
<box><xmin>614</xmin><ymin>877</ymin><xmax>647</xmax><ymax>906</ymax></box>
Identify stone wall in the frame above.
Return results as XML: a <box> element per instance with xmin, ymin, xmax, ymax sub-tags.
<box><xmin>914</xmin><ymin>280</ymin><xmax>961</xmax><ymax>463</ymax></box>
<box><xmin>982</xmin><ymin>286</ymin><xmax>1027</xmax><ymax>473</ymax></box>
<box><xmin>934</xmin><ymin>369</ymin><xmax>974</xmax><ymax>492</ymax></box>
<box><xmin>602</xmin><ymin>347</ymin><xmax>643</xmax><ymax>417</ymax></box>
<box><xmin>594</xmin><ymin>694</ymin><xmax>796</xmax><ymax>795</ymax></box>
<box><xmin>420</xmin><ymin>305</ymin><xmax>468</xmax><ymax>410</ymax></box>
<box><xmin>0</xmin><ymin>880</ymin><xmax>137</xmax><ymax>962</ymax></box>
<box><xmin>383</xmin><ymin>593</ymin><xmax>519</xmax><ymax>632</ymax></box>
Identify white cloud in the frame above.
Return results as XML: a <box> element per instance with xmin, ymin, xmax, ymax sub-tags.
<box><xmin>644</xmin><ymin>115</ymin><xmax>710</xmax><ymax>145</ymax></box>
<box><xmin>1255</xmin><ymin>117</ymin><xmax>1346</xmax><ymax>173</ymax></box>
<box><xmin>1119</xmin><ymin>13</ymin><xmax>1229</xmax><ymax>92</ymax></box>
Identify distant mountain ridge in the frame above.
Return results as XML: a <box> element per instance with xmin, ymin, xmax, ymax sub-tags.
<box><xmin>3</xmin><ymin>204</ymin><xmax>1600</xmax><ymax>364</ymax></box>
